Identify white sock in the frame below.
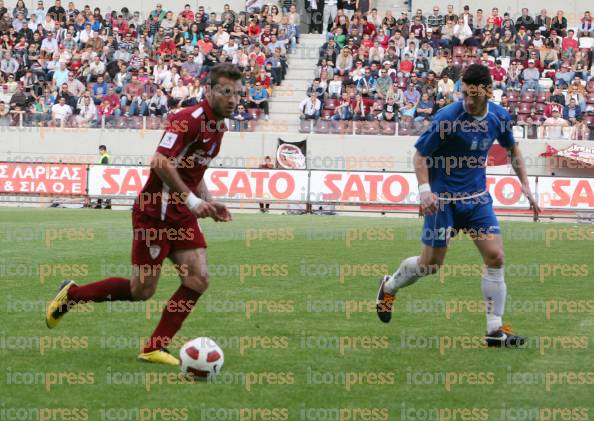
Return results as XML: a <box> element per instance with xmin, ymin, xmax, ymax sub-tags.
<box><xmin>481</xmin><ymin>267</ymin><xmax>506</xmax><ymax>334</ymax></box>
<box><xmin>384</xmin><ymin>256</ymin><xmax>424</xmax><ymax>294</ymax></box>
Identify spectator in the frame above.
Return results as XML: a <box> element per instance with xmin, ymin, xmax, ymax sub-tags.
<box><xmin>75</xmin><ymin>94</ymin><xmax>97</xmax><ymax>126</ymax></box>
<box><xmin>231</xmin><ymin>104</ymin><xmax>252</xmax><ymax>130</ymax></box>
<box><xmin>248</xmin><ymin>81</ymin><xmax>270</xmax><ymax>120</ymax></box>
<box><xmin>51</xmin><ymin>95</ymin><xmax>72</xmax><ymax>125</ymax></box>
<box><xmin>578</xmin><ymin>11</ymin><xmax>593</xmax><ymax>37</ymax></box>
<box><xmin>542</xmin><ymin>108</ymin><xmax>569</xmax><ymax>138</ymax></box>
<box><xmin>332</xmin><ymin>92</ymin><xmax>353</xmax><ymax>121</ymax></box>
<box><xmin>128</xmin><ymin>92</ymin><xmax>150</xmax><ymax>116</ymax></box>
<box><xmin>437</xmin><ymin>74</ymin><xmax>454</xmax><ymax>100</ymax></box>
<box><xmin>328</xmin><ymin>74</ymin><xmax>343</xmax><ymax>98</ymax></box>
<box><xmin>563</xmin><ymin>98</ymin><xmax>583</xmax><ymax>125</ymax></box>
<box><xmin>352</xmin><ymin>93</ymin><xmax>371</xmax><ymax>121</ymax></box>
<box><xmin>415</xmin><ymin>93</ymin><xmax>434</xmax><ymax>122</ymax></box>
<box><xmin>148</xmin><ymin>89</ymin><xmax>168</xmax><ymax>116</ymax></box>
<box><xmin>356</xmin><ymin>68</ymin><xmax>377</xmax><ymax>97</ymax></box>
<box><xmin>521</xmin><ymin>60</ymin><xmax>541</xmax><ymax>93</ymax></box>
<box><xmin>491</xmin><ymin>60</ymin><xmax>506</xmax><ymax>90</ymax></box>
<box><xmin>299</xmin><ymin>92</ymin><xmax>321</xmax><ymax>120</ymax></box>
<box><xmin>379</xmin><ymin>96</ymin><xmax>398</xmax><ymax>122</ymax></box>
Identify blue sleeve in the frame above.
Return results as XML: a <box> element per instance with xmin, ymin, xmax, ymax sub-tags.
<box><xmin>414</xmin><ymin>116</ymin><xmax>444</xmax><ymax>156</ymax></box>
<box><xmin>497</xmin><ymin>110</ymin><xmax>516</xmax><ymax>148</ymax></box>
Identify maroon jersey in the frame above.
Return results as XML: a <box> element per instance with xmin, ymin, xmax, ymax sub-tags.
<box><xmin>135</xmin><ymin>100</ymin><xmax>226</xmax><ymax>223</ymax></box>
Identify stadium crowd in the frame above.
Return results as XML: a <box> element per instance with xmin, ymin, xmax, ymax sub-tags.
<box><xmin>0</xmin><ymin>0</ymin><xmax>299</xmax><ymax>128</ymax></box>
<box><xmin>300</xmin><ymin>4</ymin><xmax>594</xmax><ymax>139</ymax></box>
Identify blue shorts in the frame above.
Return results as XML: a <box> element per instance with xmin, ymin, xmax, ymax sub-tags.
<box><xmin>421</xmin><ymin>193</ymin><xmax>500</xmax><ymax>248</ymax></box>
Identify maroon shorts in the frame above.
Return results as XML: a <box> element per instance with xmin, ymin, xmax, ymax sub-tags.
<box><xmin>131</xmin><ymin>209</ymin><xmax>206</xmax><ymax>266</ymax></box>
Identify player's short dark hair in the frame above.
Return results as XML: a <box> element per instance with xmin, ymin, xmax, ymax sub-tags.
<box><xmin>99</xmin><ymin>145</ymin><xmax>106</xmax><ymax>151</ymax></box>
<box><xmin>207</xmin><ymin>63</ymin><xmax>242</xmax><ymax>87</ymax></box>
<box><xmin>462</xmin><ymin>64</ymin><xmax>492</xmax><ymax>87</ymax></box>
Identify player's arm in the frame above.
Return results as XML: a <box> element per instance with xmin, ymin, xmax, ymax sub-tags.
<box><xmin>413</xmin><ymin>150</ymin><xmax>438</xmax><ymax>215</ymax></box>
<box><xmin>196</xmin><ymin>179</ymin><xmax>232</xmax><ymax>222</ymax></box>
<box><xmin>508</xmin><ymin>144</ymin><xmax>541</xmax><ymax>217</ymax></box>
<box><xmin>150</xmin><ymin>152</ymin><xmax>217</xmax><ymax>219</ymax></box>
<box><xmin>414</xmin><ymin>116</ymin><xmax>443</xmax><ymax>216</ymax></box>
<box><xmin>499</xmin><ymin>111</ymin><xmax>541</xmax><ymax>218</ymax></box>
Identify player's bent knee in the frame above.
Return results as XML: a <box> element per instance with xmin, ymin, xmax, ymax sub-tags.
<box><xmin>486</xmin><ymin>250</ymin><xmax>505</xmax><ymax>268</ymax></box>
<box><xmin>182</xmin><ymin>274</ymin><xmax>209</xmax><ymax>293</ymax></box>
<box><xmin>131</xmin><ymin>284</ymin><xmax>157</xmax><ymax>301</ymax></box>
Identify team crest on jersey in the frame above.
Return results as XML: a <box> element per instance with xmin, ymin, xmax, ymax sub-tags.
<box><xmin>149</xmin><ymin>245</ymin><xmax>161</xmax><ymax>260</ymax></box>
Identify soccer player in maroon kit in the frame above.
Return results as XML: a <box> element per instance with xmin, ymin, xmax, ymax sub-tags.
<box><xmin>46</xmin><ymin>63</ymin><xmax>242</xmax><ymax>365</ymax></box>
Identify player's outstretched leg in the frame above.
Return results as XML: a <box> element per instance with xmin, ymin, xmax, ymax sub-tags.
<box><xmin>376</xmin><ymin>246</ymin><xmax>446</xmax><ymax>323</ymax></box>
<box><xmin>473</xmin><ymin>234</ymin><xmax>527</xmax><ymax>348</ymax></box>
<box><xmin>139</xmin><ymin>248</ymin><xmax>208</xmax><ymax>366</ymax></box>
<box><xmin>46</xmin><ymin>277</ymin><xmax>133</xmax><ymax>329</ymax></box>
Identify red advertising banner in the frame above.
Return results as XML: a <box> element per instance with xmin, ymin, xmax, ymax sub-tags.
<box><xmin>537</xmin><ymin>177</ymin><xmax>594</xmax><ymax>209</ymax></box>
<box><xmin>309</xmin><ymin>171</ymin><xmax>538</xmax><ymax>209</ymax></box>
<box><xmin>87</xmin><ymin>166</ymin><xmax>309</xmax><ymax>201</ymax></box>
<box><xmin>205</xmin><ymin>168</ymin><xmax>308</xmax><ymax>201</ymax></box>
<box><xmin>88</xmin><ymin>165</ymin><xmax>149</xmax><ymax>197</ymax></box>
<box><xmin>0</xmin><ymin>163</ymin><xmax>87</xmax><ymax>195</ymax></box>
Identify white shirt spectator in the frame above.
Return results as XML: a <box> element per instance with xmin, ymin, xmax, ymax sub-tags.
<box><xmin>213</xmin><ymin>30</ymin><xmax>230</xmax><ymax>47</ymax></box>
<box><xmin>51</xmin><ymin>103</ymin><xmax>73</xmax><ymax>122</ymax></box>
<box><xmin>328</xmin><ymin>80</ymin><xmax>342</xmax><ymax>96</ymax></box>
<box><xmin>300</xmin><ymin>96</ymin><xmax>321</xmax><ymax>115</ymax></box>
<box><xmin>223</xmin><ymin>42</ymin><xmax>238</xmax><ymax>56</ymax></box>
<box><xmin>78</xmin><ymin>29</ymin><xmax>94</xmax><ymax>45</ymax></box>
<box><xmin>89</xmin><ymin>60</ymin><xmax>106</xmax><ymax>76</ymax></box>
<box><xmin>76</xmin><ymin>100</ymin><xmax>97</xmax><ymax>122</ymax></box>
<box><xmin>0</xmin><ymin>56</ymin><xmax>19</xmax><ymax>75</ymax></box>
<box><xmin>41</xmin><ymin>36</ymin><xmax>59</xmax><ymax>55</ymax></box>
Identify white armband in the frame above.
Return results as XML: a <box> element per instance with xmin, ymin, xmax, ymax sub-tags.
<box><xmin>185</xmin><ymin>192</ymin><xmax>203</xmax><ymax>210</ymax></box>
<box><xmin>419</xmin><ymin>183</ymin><xmax>431</xmax><ymax>194</ymax></box>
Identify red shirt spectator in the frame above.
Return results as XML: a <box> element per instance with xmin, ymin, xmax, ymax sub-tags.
<box><xmin>104</xmin><ymin>92</ymin><xmax>120</xmax><ymax>110</ymax></box>
<box><xmin>98</xmin><ymin>102</ymin><xmax>115</xmax><ymax>117</ymax></box>
<box><xmin>248</xmin><ymin>22</ymin><xmax>261</xmax><ymax>37</ymax></box>
<box><xmin>113</xmin><ymin>17</ymin><xmax>129</xmax><ymax>34</ymax></box>
<box><xmin>491</xmin><ymin>65</ymin><xmax>506</xmax><ymax>82</ymax></box>
<box><xmin>159</xmin><ymin>37</ymin><xmax>177</xmax><ymax>55</ymax></box>
<box><xmin>362</xmin><ymin>21</ymin><xmax>376</xmax><ymax>36</ymax></box>
<box><xmin>562</xmin><ymin>34</ymin><xmax>578</xmax><ymax>50</ymax></box>
<box><xmin>259</xmin><ymin>31</ymin><xmax>272</xmax><ymax>46</ymax></box>
<box><xmin>249</xmin><ymin>49</ymin><xmax>266</xmax><ymax>66</ymax></box>
<box><xmin>544</xmin><ymin>102</ymin><xmax>564</xmax><ymax>118</ymax></box>
<box><xmin>256</xmin><ymin>72</ymin><xmax>271</xmax><ymax>89</ymax></box>
<box><xmin>197</xmin><ymin>37</ymin><xmax>214</xmax><ymax>55</ymax></box>
<box><xmin>180</xmin><ymin>7</ymin><xmax>194</xmax><ymax>22</ymax></box>
<box><xmin>400</xmin><ymin>58</ymin><xmax>414</xmax><ymax>74</ymax></box>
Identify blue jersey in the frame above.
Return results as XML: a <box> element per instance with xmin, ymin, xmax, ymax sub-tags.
<box><xmin>414</xmin><ymin>101</ymin><xmax>515</xmax><ymax>196</ymax></box>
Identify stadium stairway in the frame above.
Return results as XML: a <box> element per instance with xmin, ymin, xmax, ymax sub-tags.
<box><xmin>264</xmin><ymin>33</ymin><xmax>325</xmax><ymax>133</ymax></box>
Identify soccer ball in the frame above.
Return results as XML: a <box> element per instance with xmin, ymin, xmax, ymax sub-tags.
<box><xmin>179</xmin><ymin>337</ymin><xmax>224</xmax><ymax>380</ymax></box>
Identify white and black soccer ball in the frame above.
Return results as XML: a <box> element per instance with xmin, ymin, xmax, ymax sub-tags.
<box><xmin>179</xmin><ymin>337</ymin><xmax>224</xmax><ymax>380</ymax></box>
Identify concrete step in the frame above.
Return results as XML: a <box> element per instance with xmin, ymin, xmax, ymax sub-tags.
<box><xmin>266</xmin><ymin>101</ymin><xmax>300</xmax><ymax>114</ymax></box>
<box><xmin>273</xmin><ymin>80</ymin><xmax>310</xmax><ymax>93</ymax></box>
<box><xmin>267</xmin><ymin>112</ymin><xmax>301</xmax><ymax>121</ymax></box>
<box><xmin>270</xmin><ymin>91</ymin><xmax>306</xmax><ymax>101</ymax></box>
<box><xmin>285</xmin><ymin>69</ymin><xmax>315</xmax><ymax>79</ymax></box>
<box><xmin>286</xmin><ymin>58</ymin><xmax>320</xmax><ymax>68</ymax></box>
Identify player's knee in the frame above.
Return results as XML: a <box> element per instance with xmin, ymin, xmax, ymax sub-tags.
<box><xmin>419</xmin><ymin>257</ymin><xmax>444</xmax><ymax>275</ymax></box>
<box><xmin>183</xmin><ymin>273</ymin><xmax>209</xmax><ymax>293</ymax></box>
<box><xmin>131</xmin><ymin>282</ymin><xmax>157</xmax><ymax>301</ymax></box>
<box><xmin>485</xmin><ymin>250</ymin><xmax>505</xmax><ymax>268</ymax></box>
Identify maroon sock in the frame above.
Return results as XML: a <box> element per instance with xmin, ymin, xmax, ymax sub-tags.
<box><xmin>68</xmin><ymin>277</ymin><xmax>132</xmax><ymax>302</ymax></box>
<box><xmin>143</xmin><ymin>285</ymin><xmax>201</xmax><ymax>353</ymax></box>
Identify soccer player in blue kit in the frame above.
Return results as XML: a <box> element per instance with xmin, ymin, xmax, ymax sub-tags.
<box><xmin>376</xmin><ymin>64</ymin><xmax>541</xmax><ymax>347</ymax></box>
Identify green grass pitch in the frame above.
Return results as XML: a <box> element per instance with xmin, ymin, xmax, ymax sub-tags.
<box><xmin>0</xmin><ymin>208</ymin><xmax>592</xmax><ymax>421</ymax></box>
